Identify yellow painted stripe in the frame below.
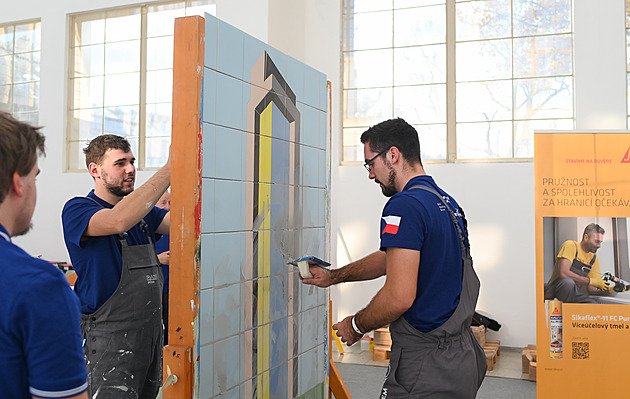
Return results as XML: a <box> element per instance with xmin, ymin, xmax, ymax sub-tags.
<box><xmin>257</xmin><ymin>102</ymin><xmax>274</xmax><ymax>399</ymax></box>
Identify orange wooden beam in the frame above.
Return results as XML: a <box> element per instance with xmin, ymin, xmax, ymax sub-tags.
<box><xmin>163</xmin><ymin>15</ymin><xmax>204</xmax><ymax>399</ymax></box>
<box><xmin>329</xmin><ymin>300</ymin><xmax>351</xmax><ymax>399</ymax></box>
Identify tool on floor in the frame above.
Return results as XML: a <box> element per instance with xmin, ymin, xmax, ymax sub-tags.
<box><xmin>288</xmin><ymin>256</ymin><xmax>330</xmax><ymax>279</ymax></box>
<box><xmin>581</xmin><ymin>266</ymin><xmax>630</xmax><ymax>292</ymax></box>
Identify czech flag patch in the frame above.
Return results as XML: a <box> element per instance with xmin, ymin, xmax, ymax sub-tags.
<box><xmin>382</xmin><ymin>215</ymin><xmax>401</xmax><ymax>235</ymax></box>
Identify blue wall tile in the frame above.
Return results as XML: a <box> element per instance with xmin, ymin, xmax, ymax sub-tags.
<box><xmin>202</xmin><ymin>122</ymin><xmax>216</xmax><ymax>178</ymax></box>
<box><xmin>215</xmin><ymin>73</ymin><xmax>245</xmax><ymax>131</ymax></box>
<box><xmin>204</xmin><ymin>14</ymin><xmax>218</xmax><ymax>70</ymax></box>
<box><xmin>213</xmin><ymin>284</ymin><xmax>242</xmax><ymax>341</ymax></box>
<box><xmin>199</xmin><ymin>343</ymin><xmax>214</xmax><ymax>399</ymax></box>
<box><xmin>213</xmin><ymin>335</ymin><xmax>241</xmax><ymax>395</ymax></box>
<box><xmin>214</xmin><ymin>125</ymin><xmax>246</xmax><ymax>181</ymax></box>
<box><xmin>200</xmin><ymin>288</ymin><xmax>214</xmax><ymax>346</ymax></box>
<box><xmin>217</xmin><ymin>19</ymin><xmax>244</xmax><ymax>80</ymax></box>
<box><xmin>202</xmin><ymin>69</ymin><xmax>217</xmax><ymax>124</ymax></box>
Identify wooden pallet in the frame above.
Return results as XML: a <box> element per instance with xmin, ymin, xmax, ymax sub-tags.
<box><xmin>483</xmin><ymin>340</ymin><xmax>500</xmax><ymax>371</ymax></box>
<box><xmin>373</xmin><ymin>344</ymin><xmax>391</xmax><ymax>361</ymax></box>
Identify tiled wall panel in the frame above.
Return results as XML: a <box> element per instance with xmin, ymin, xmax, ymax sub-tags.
<box><xmin>197</xmin><ymin>13</ymin><xmax>328</xmax><ymax>399</ymax></box>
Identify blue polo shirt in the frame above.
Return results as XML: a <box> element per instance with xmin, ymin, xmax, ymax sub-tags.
<box><xmin>62</xmin><ymin>190</ymin><xmax>168</xmax><ymax>314</ymax></box>
<box><xmin>0</xmin><ymin>224</ymin><xmax>87</xmax><ymax>398</ymax></box>
<box><xmin>380</xmin><ymin>175</ymin><xmax>465</xmax><ymax>332</ymax></box>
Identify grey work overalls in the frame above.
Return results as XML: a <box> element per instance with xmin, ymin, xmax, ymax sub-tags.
<box><xmin>380</xmin><ymin>186</ymin><xmax>486</xmax><ymax>399</ymax></box>
<box><xmin>81</xmin><ymin>219</ymin><xmax>163</xmax><ymax>399</ymax></box>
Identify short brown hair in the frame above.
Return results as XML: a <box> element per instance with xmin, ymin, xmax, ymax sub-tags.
<box><xmin>83</xmin><ymin>134</ymin><xmax>131</xmax><ymax>168</ymax></box>
<box><xmin>0</xmin><ymin>112</ymin><xmax>45</xmax><ymax>203</ymax></box>
<box><xmin>584</xmin><ymin>223</ymin><xmax>605</xmax><ymax>238</ymax></box>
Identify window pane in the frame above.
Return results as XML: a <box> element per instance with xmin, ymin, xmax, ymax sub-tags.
<box><xmin>0</xmin><ymin>84</ymin><xmax>11</xmax><ymax>112</ymax></box>
<box><xmin>0</xmin><ymin>26</ymin><xmax>13</xmax><ymax>55</ymax></box>
<box><xmin>395</xmin><ymin>0</ymin><xmax>445</xmax><ymax>8</ymax></box>
<box><xmin>345</xmin><ymin>49</ymin><xmax>393</xmax><ymax>88</ymax></box>
<box><xmin>456</xmin><ymin>39</ymin><xmax>512</xmax><ymax>81</ymax></box>
<box><xmin>457</xmin><ymin>121</ymin><xmax>513</xmax><ymax>159</ymax></box>
<box><xmin>344</xmin><ymin>87</ymin><xmax>393</xmax><ymax>126</ymax></box>
<box><xmin>456</xmin><ymin>80</ymin><xmax>512</xmax><ymax>122</ymax></box>
<box><xmin>514</xmin><ymin>118</ymin><xmax>572</xmax><ymax>158</ymax></box>
<box><xmin>14</xmin><ymin>112</ymin><xmax>38</xmax><ymax>126</ymax></box>
<box><xmin>72</xmin><ymin>76</ymin><xmax>104</xmax><ymax>108</ymax></box>
<box><xmin>147</xmin><ymin>37</ymin><xmax>174</xmax><ymax>70</ymax></box>
<box><xmin>393</xmin><ymin>84</ymin><xmax>446</xmax><ymax>124</ymax></box>
<box><xmin>74</xmin><ymin>44</ymin><xmax>105</xmax><ymax>77</ymax></box>
<box><xmin>514</xmin><ymin>0</ymin><xmax>571</xmax><ymax>37</ymax></box>
<box><xmin>105</xmin><ymin>40</ymin><xmax>140</xmax><ymax>74</ymax></box>
<box><xmin>74</xmin><ymin>17</ymin><xmax>105</xmax><ymax>46</ymax></box>
<box><xmin>148</xmin><ymin>3</ymin><xmax>185</xmax><ymax>37</ymax></box>
<box><xmin>104</xmin><ymin>73</ymin><xmax>140</xmax><ymax>106</ymax></box>
<box><xmin>345</xmin><ymin>0</ymin><xmax>393</xmax><ymax>13</ymax></box>
<box><xmin>13</xmin><ymin>51</ymin><xmax>40</xmax><ymax>82</ymax></box>
<box><xmin>103</xmin><ymin>105</ymin><xmax>139</xmax><ymax>138</ymax></box>
<box><xmin>70</xmin><ymin>108</ymin><xmax>104</xmax><ymax>140</ymax></box>
<box><xmin>514</xmin><ymin>34</ymin><xmax>572</xmax><ymax>78</ymax></box>
<box><xmin>0</xmin><ymin>54</ymin><xmax>13</xmax><ymax>82</ymax></box>
<box><xmin>456</xmin><ymin>0</ymin><xmax>511</xmax><ymax>41</ymax></box>
<box><xmin>342</xmin><ymin>127</ymin><xmax>366</xmax><ymax>162</ymax></box>
<box><xmin>147</xmin><ymin>70</ymin><xmax>173</xmax><ymax>103</ymax></box>
<box><xmin>394</xmin><ymin>5</ymin><xmax>445</xmax><ymax>46</ymax></box>
<box><xmin>146</xmin><ymin>137</ymin><xmax>171</xmax><ymax>167</ymax></box>
<box><xmin>345</xmin><ymin>10</ymin><xmax>392</xmax><ymax>51</ymax></box>
<box><xmin>13</xmin><ymin>81</ymin><xmax>38</xmax><ymax>113</ymax></box>
<box><xmin>14</xmin><ymin>22</ymin><xmax>41</xmax><ymax>53</ymax></box>
<box><xmin>394</xmin><ymin>44</ymin><xmax>445</xmax><ymax>85</ymax></box>
<box><xmin>105</xmin><ymin>12</ymin><xmax>141</xmax><ymax>42</ymax></box>
<box><xmin>147</xmin><ymin>103</ymin><xmax>172</xmax><ymax>137</ymax></box>
<box><xmin>417</xmin><ymin>123</ymin><xmax>446</xmax><ymax>160</ymax></box>
<box><xmin>514</xmin><ymin>76</ymin><xmax>573</xmax><ymax>120</ymax></box>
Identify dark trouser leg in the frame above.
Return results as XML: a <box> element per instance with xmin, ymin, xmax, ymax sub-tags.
<box><xmin>162</xmin><ymin>292</ymin><xmax>169</xmax><ymax>346</ymax></box>
<box><xmin>552</xmin><ymin>277</ymin><xmax>597</xmax><ymax>304</ymax></box>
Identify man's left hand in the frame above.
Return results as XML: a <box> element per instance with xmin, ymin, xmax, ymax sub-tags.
<box><xmin>333</xmin><ymin>315</ymin><xmax>363</xmax><ymax>347</ymax></box>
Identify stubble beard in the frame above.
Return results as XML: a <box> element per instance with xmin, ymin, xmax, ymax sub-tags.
<box><xmin>13</xmin><ymin>223</ymin><xmax>33</xmax><ymax>237</ymax></box>
<box><xmin>378</xmin><ymin>168</ymin><xmax>397</xmax><ymax>198</ymax></box>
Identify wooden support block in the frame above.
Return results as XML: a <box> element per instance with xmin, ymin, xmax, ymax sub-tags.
<box><xmin>521</xmin><ymin>345</ymin><xmax>536</xmax><ymax>373</ymax></box>
<box><xmin>528</xmin><ymin>361</ymin><xmax>537</xmax><ymax>381</ymax></box>
<box><xmin>374</xmin><ymin>327</ymin><xmax>392</xmax><ymax>347</ymax></box>
<box><xmin>486</xmin><ymin>340</ymin><xmax>500</xmax><ymax>356</ymax></box>
<box><xmin>373</xmin><ymin>344</ymin><xmax>391</xmax><ymax>361</ymax></box>
<box><xmin>484</xmin><ymin>349</ymin><xmax>495</xmax><ymax>371</ymax></box>
<box><xmin>163</xmin><ymin>345</ymin><xmax>192</xmax><ymax>399</ymax></box>
<box><xmin>470</xmin><ymin>325</ymin><xmax>486</xmax><ymax>348</ymax></box>
<box><xmin>484</xmin><ymin>342</ymin><xmax>500</xmax><ymax>357</ymax></box>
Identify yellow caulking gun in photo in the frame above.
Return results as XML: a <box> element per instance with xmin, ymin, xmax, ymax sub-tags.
<box><xmin>288</xmin><ymin>256</ymin><xmax>330</xmax><ymax>279</ymax></box>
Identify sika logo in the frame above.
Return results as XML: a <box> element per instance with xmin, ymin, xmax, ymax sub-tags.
<box><xmin>622</xmin><ymin>147</ymin><xmax>630</xmax><ymax>163</ymax></box>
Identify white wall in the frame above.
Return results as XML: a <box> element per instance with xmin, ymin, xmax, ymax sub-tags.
<box><xmin>1</xmin><ymin>0</ymin><xmax>627</xmax><ymax>347</ymax></box>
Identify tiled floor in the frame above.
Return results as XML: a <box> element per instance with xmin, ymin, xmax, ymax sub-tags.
<box><xmin>332</xmin><ymin>344</ymin><xmax>531</xmax><ymax>381</ymax></box>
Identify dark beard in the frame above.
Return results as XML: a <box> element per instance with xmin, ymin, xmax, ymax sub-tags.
<box><xmin>106</xmin><ymin>184</ymin><xmax>133</xmax><ymax>197</ymax></box>
<box><xmin>378</xmin><ymin>169</ymin><xmax>397</xmax><ymax>197</ymax></box>
<box><xmin>13</xmin><ymin>223</ymin><xmax>33</xmax><ymax>237</ymax></box>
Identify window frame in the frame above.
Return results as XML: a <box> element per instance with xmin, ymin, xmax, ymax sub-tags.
<box><xmin>341</xmin><ymin>0</ymin><xmax>574</xmax><ymax>164</ymax></box>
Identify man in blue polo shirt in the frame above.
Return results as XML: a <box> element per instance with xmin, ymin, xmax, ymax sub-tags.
<box><xmin>302</xmin><ymin>118</ymin><xmax>486</xmax><ymax>398</ymax></box>
<box><xmin>0</xmin><ymin>111</ymin><xmax>88</xmax><ymax>399</ymax></box>
<box><xmin>62</xmin><ymin>135</ymin><xmax>170</xmax><ymax>398</ymax></box>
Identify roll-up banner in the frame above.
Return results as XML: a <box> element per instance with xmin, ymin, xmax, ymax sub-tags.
<box><xmin>535</xmin><ymin>131</ymin><xmax>630</xmax><ymax>397</ymax></box>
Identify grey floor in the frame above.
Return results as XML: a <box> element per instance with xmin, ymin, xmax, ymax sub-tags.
<box><xmin>334</xmin><ymin>346</ymin><xmax>536</xmax><ymax>398</ymax></box>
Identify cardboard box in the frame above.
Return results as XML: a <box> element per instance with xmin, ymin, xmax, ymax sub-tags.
<box><xmin>471</xmin><ymin>325</ymin><xmax>486</xmax><ymax>348</ymax></box>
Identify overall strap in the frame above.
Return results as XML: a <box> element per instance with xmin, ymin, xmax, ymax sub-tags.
<box><xmin>409</xmin><ymin>185</ymin><xmax>469</xmax><ymax>255</ymax></box>
<box><xmin>574</xmin><ymin>241</ymin><xmax>597</xmax><ymax>267</ymax></box>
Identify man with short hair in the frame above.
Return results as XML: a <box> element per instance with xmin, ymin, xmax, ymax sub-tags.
<box><xmin>0</xmin><ymin>111</ymin><xmax>88</xmax><ymax>399</ymax></box>
<box><xmin>302</xmin><ymin>118</ymin><xmax>486</xmax><ymax>398</ymax></box>
<box><xmin>62</xmin><ymin>134</ymin><xmax>171</xmax><ymax>398</ymax></box>
<box><xmin>547</xmin><ymin>223</ymin><xmax>614</xmax><ymax>303</ymax></box>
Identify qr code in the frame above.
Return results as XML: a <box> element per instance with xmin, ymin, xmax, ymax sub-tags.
<box><xmin>572</xmin><ymin>342</ymin><xmax>589</xmax><ymax>360</ymax></box>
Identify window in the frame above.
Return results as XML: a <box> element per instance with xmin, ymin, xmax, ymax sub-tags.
<box><xmin>0</xmin><ymin>20</ymin><xmax>41</xmax><ymax>125</ymax></box>
<box><xmin>68</xmin><ymin>1</ymin><xmax>216</xmax><ymax>171</ymax></box>
<box><xmin>342</xmin><ymin>0</ymin><xmax>573</xmax><ymax>162</ymax></box>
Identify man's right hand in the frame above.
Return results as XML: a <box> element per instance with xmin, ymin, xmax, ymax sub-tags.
<box><xmin>589</xmin><ymin>277</ymin><xmax>611</xmax><ymax>292</ymax></box>
<box><xmin>301</xmin><ymin>266</ymin><xmax>333</xmax><ymax>288</ymax></box>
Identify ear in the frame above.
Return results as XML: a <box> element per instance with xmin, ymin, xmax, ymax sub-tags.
<box><xmin>389</xmin><ymin>146</ymin><xmax>401</xmax><ymax>164</ymax></box>
<box><xmin>11</xmin><ymin>172</ymin><xmax>24</xmax><ymax>197</ymax></box>
<box><xmin>88</xmin><ymin>162</ymin><xmax>100</xmax><ymax>179</ymax></box>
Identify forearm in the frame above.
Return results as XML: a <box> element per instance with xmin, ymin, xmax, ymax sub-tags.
<box><xmin>330</xmin><ymin>251</ymin><xmax>387</xmax><ymax>284</ymax></box>
<box><xmin>88</xmin><ymin>164</ymin><xmax>171</xmax><ymax>235</ymax></box>
<box><xmin>353</xmin><ymin>280</ymin><xmax>411</xmax><ymax>333</ymax></box>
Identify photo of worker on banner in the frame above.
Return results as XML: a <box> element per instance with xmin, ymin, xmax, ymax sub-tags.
<box><xmin>543</xmin><ymin>217</ymin><xmax>630</xmax><ymax>304</ymax></box>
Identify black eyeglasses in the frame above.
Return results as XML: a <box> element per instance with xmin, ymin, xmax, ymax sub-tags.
<box><xmin>364</xmin><ymin>148</ymin><xmax>390</xmax><ymax>172</ymax></box>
